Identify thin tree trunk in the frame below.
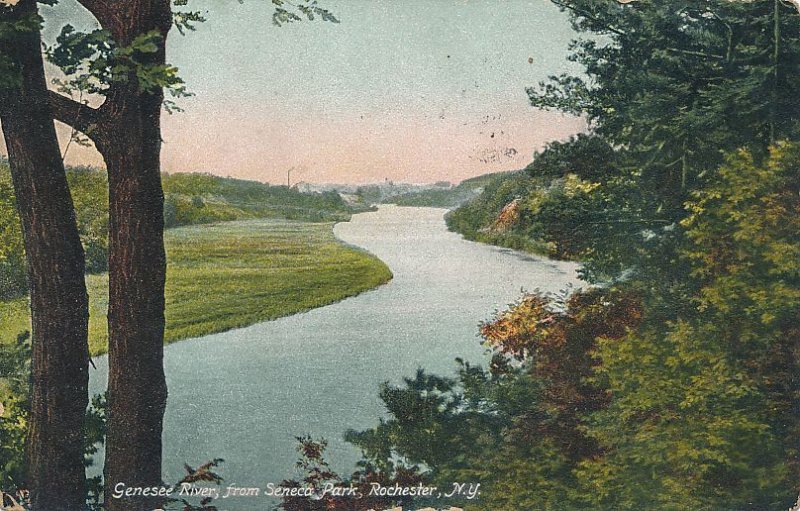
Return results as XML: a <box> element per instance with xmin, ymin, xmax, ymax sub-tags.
<box><xmin>0</xmin><ymin>2</ymin><xmax>89</xmax><ymax>510</ymax></box>
<box><xmin>770</xmin><ymin>0</ymin><xmax>780</xmax><ymax>144</ymax></box>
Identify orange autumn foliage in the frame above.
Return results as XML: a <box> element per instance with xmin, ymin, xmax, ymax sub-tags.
<box><xmin>480</xmin><ymin>288</ymin><xmax>643</xmax><ymax>459</ymax></box>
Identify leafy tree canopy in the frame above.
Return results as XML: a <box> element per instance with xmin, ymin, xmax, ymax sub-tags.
<box><xmin>529</xmin><ymin>0</ymin><xmax>800</xmax><ymax>200</ymax></box>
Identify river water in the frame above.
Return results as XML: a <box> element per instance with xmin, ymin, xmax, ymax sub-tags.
<box><xmin>88</xmin><ymin>205</ymin><xmax>581</xmax><ymax>507</ymax></box>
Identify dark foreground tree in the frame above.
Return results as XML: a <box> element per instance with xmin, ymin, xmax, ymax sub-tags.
<box><xmin>46</xmin><ymin>3</ymin><xmax>173</xmax><ymax>508</ymax></box>
<box><xmin>0</xmin><ymin>1</ymin><xmax>89</xmax><ymax>509</ymax></box>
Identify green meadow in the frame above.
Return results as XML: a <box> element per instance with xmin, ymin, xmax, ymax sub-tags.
<box><xmin>0</xmin><ymin>219</ymin><xmax>391</xmax><ymax>356</ymax></box>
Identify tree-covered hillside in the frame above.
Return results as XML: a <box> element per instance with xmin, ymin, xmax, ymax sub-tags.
<box><xmin>446</xmin><ymin>134</ymin><xmax>617</xmax><ymax>260</ymax></box>
<box><xmin>162</xmin><ymin>172</ymin><xmax>352</xmax><ymax>226</ymax></box>
<box><xmin>0</xmin><ymin>164</ymin><xmax>355</xmax><ymax>299</ymax></box>
<box><xmin>387</xmin><ymin>172</ymin><xmax>514</xmax><ymax>208</ymax></box>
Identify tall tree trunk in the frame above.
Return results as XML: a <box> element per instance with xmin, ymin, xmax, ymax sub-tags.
<box><xmin>83</xmin><ymin>4</ymin><xmax>172</xmax><ymax>507</ymax></box>
<box><xmin>95</xmin><ymin>93</ymin><xmax>169</xmax><ymax>511</ymax></box>
<box><xmin>0</xmin><ymin>2</ymin><xmax>89</xmax><ymax>510</ymax></box>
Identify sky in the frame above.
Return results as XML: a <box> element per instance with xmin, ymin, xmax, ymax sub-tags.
<box><xmin>6</xmin><ymin>0</ymin><xmax>587</xmax><ymax>185</ymax></box>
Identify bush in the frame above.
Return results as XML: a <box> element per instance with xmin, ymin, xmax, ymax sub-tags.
<box><xmin>0</xmin><ymin>165</ymin><xmax>26</xmax><ymax>299</ymax></box>
<box><xmin>0</xmin><ymin>332</ymin><xmax>30</xmax><ymax>491</ymax></box>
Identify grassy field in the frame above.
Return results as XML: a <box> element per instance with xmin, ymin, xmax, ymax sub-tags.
<box><xmin>0</xmin><ymin>219</ymin><xmax>392</xmax><ymax>356</ymax></box>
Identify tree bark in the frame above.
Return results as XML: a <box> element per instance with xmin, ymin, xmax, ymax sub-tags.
<box><xmin>94</xmin><ymin>93</ymin><xmax>169</xmax><ymax>511</ymax></box>
<box><xmin>80</xmin><ymin>3</ymin><xmax>172</xmax><ymax>509</ymax></box>
<box><xmin>0</xmin><ymin>2</ymin><xmax>89</xmax><ymax>510</ymax></box>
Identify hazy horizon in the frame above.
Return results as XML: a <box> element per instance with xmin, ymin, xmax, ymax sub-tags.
<box><xmin>1</xmin><ymin>0</ymin><xmax>587</xmax><ymax>185</ymax></box>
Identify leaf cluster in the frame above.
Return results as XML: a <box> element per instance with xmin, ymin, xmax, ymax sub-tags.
<box><xmin>0</xmin><ymin>7</ymin><xmax>44</xmax><ymax>89</ymax></box>
<box><xmin>271</xmin><ymin>0</ymin><xmax>339</xmax><ymax>26</ymax></box>
<box><xmin>47</xmin><ymin>25</ymin><xmax>189</xmax><ymax>97</ymax></box>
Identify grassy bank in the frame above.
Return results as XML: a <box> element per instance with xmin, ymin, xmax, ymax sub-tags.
<box><xmin>0</xmin><ymin>219</ymin><xmax>391</xmax><ymax>356</ymax></box>
<box><xmin>1</xmin><ymin>164</ymin><xmax>359</xmax><ymax>299</ymax></box>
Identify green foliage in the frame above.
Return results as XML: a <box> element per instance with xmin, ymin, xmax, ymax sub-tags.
<box><xmin>530</xmin><ymin>0</ymin><xmax>800</xmax><ymax>190</ymax></box>
<box><xmin>346</xmin><ymin>288</ymin><xmax>643</xmax><ymax>510</ymax></box>
<box><xmin>529</xmin><ymin>0</ymin><xmax>800</xmax><ymax>166</ymax></box>
<box><xmin>0</xmin><ymin>331</ymin><xmax>106</xmax><ymax>497</ymax></box>
<box><xmin>573</xmin><ymin>144</ymin><xmax>800</xmax><ymax>510</ymax></box>
<box><xmin>278</xmin><ymin>436</ymin><xmax>425</xmax><ymax>511</ymax></box>
<box><xmin>352</xmin><ymin>4</ymin><xmax>800</xmax><ymax>505</ymax></box>
<box><xmin>271</xmin><ymin>0</ymin><xmax>339</xmax><ymax>27</ymax></box>
<box><xmin>520</xmin><ymin>0</ymin><xmax>800</xmax><ymax>284</ymax></box>
<box><xmin>0</xmin><ymin>332</ymin><xmax>30</xmax><ymax>492</ymax></box>
<box><xmin>0</xmin><ymin>331</ymin><xmax>29</xmax><ymax>398</ymax></box>
<box><xmin>0</xmin><ymin>163</ymin><xmax>26</xmax><ymax>299</ymax></box>
<box><xmin>46</xmin><ymin>0</ymin><xmax>338</xmax><ymax>105</ymax></box>
<box><xmin>171</xmin><ymin>0</ymin><xmax>207</xmax><ymax>37</ymax></box>
<box><xmin>385</xmin><ymin>173</ymin><xmax>510</xmax><ymax>209</ymax></box>
<box><xmin>162</xmin><ymin>172</ymin><xmax>353</xmax><ymax>226</ymax></box>
<box><xmin>0</xmin><ymin>164</ymin><xmax>110</xmax><ymax>296</ymax></box>
<box><xmin>446</xmin><ymin>140</ymin><xmax>631</xmax><ymax>263</ymax></box>
<box><xmin>524</xmin><ymin>19</ymin><xmax>800</xmax><ymax>507</ymax></box>
<box><xmin>580</xmin><ymin>322</ymin><xmax>791</xmax><ymax>510</ymax></box>
<box><xmin>450</xmin><ymin>2</ymin><xmax>800</xmax><ymax>280</ymax></box>
<box><xmin>521</xmin><ymin>175</ymin><xmax>602</xmax><ymax>260</ymax></box>
<box><xmin>445</xmin><ymin>171</ymin><xmax>537</xmax><ymax>240</ymax></box>
<box><xmin>48</xmin><ymin>25</ymin><xmax>189</xmax><ymax>98</ymax></box>
<box><xmin>525</xmin><ymin>133</ymin><xmax>618</xmax><ymax>182</ymax></box>
<box><xmin>346</xmin><ymin>365</ymin><xmax>577</xmax><ymax>511</ymax></box>
<box><xmin>66</xmin><ymin>166</ymin><xmax>109</xmax><ymax>273</ymax></box>
<box><xmin>0</xmin><ymin>7</ymin><xmax>44</xmax><ymax>89</ymax></box>
<box><xmin>389</xmin><ymin>186</ymin><xmax>470</xmax><ymax>209</ymax></box>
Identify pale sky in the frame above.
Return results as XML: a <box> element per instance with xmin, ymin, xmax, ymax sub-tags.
<box><xmin>5</xmin><ymin>0</ymin><xmax>586</xmax><ymax>184</ymax></box>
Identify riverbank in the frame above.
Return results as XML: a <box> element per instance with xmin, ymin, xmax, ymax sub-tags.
<box><xmin>0</xmin><ymin>219</ymin><xmax>392</xmax><ymax>356</ymax></box>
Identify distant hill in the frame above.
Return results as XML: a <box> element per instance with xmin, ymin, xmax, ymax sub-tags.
<box><xmin>162</xmin><ymin>172</ymin><xmax>354</xmax><ymax>226</ymax></box>
<box><xmin>387</xmin><ymin>171</ymin><xmax>515</xmax><ymax>209</ymax></box>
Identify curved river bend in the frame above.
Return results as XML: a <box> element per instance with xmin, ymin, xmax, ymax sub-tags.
<box><xmin>89</xmin><ymin>206</ymin><xmax>582</xmax><ymax>506</ymax></box>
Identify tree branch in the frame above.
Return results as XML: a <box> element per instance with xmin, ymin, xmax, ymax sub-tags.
<box><xmin>664</xmin><ymin>47</ymin><xmax>725</xmax><ymax>61</ymax></box>
<box><xmin>48</xmin><ymin>90</ymin><xmax>103</xmax><ymax>140</ymax></box>
<box><xmin>551</xmin><ymin>0</ymin><xmax>628</xmax><ymax>37</ymax></box>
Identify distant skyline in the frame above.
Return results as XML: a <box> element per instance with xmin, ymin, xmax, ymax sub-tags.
<box><xmin>3</xmin><ymin>0</ymin><xmax>587</xmax><ymax>184</ymax></box>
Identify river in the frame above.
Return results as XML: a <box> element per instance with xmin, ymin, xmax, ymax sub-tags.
<box><xmin>88</xmin><ymin>205</ymin><xmax>582</xmax><ymax>508</ymax></box>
